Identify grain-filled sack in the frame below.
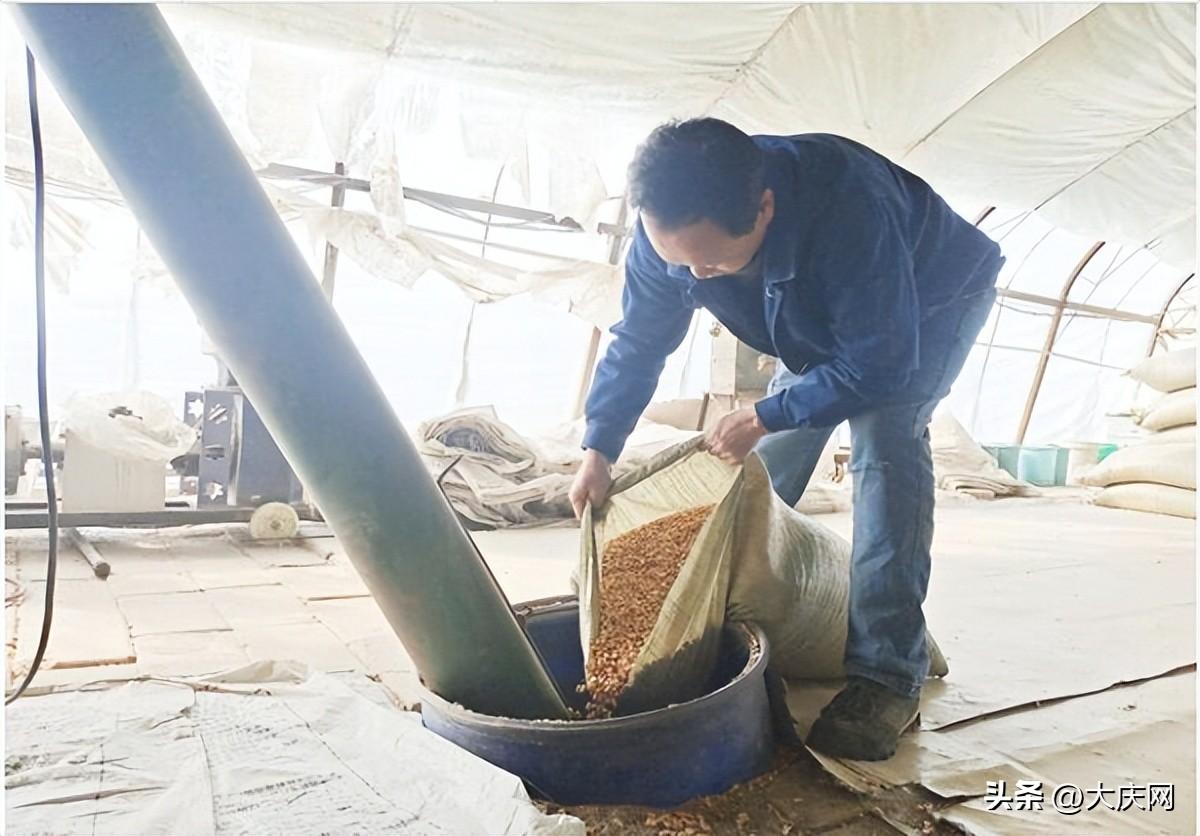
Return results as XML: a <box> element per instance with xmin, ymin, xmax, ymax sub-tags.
<box><xmin>579</xmin><ymin>437</ymin><xmax>947</xmax><ymax>713</ymax></box>
<box><xmin>1139</xmin><ymin>388</ymin><xmax>1196</xmax><ymax>432</ymax></box>
<box><xmin>1141</xmin><ymin>424</ymin><xmax>1196</xmax><ymax>446</ymax></box>
<box><xmin>1129</xmin><ymin>347</ymin><xmax>1195</xmax><ymax>393</ymax></box>
<box><xmin>585</xmin><ymin>505</ymin><xmax>713</xmax><ymax>717</ymax></box>
<box><xmin>1095</xmin><ymin>483</ymin><xmax>1195</xmax><ymax>519</ymax></box>
<box><xmin>1081</xmin><ymin>443</ymin><xmax>1196</xmax><ymax>490</ymax></box>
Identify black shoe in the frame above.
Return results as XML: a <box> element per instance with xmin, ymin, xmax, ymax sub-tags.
<box><xmin>806</xmin><ymin>677</ymin><xmax>920</xmax><ymax>761</ymax></box>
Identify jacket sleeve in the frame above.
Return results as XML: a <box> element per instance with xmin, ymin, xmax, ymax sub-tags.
<box><xmin>754</xmin><ymin>200</ymin><xmax>920</xmax><ymax>431</ymax></box>
<box><xmin>582</xmin><ymin>225</ymin><xmax>696</xmax><ymax>462</ymax></box>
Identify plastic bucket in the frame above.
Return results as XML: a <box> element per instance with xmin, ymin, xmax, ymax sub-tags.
<box><xmin>1017</xmin><ymin>445</ymin><xmax>1069</xmax><ymax>487</ymax></box>
<box><xmin>420</xmin><ymin>596</ymin><xmax>775</xmax><ymax>807</ymax></box>
<box><xmin>1050</xmin><ymin>446</ymin><xmax>1070</xmax><ymax>485</ymax></box>
<box><xmin>983</xmin><ymin>443</ymin><xmax>1021</xmax><ymax>478</ymax></box>
<box><xmin>1063</xmin><ymin>443</ymin><xmax>1103</xmax><ymax>486</ymax></box>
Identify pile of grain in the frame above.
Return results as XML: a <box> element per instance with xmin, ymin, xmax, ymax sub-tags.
<box><xmin>584</xmin><ymin>505</ymin><xmax>714</xmax><ymax>717</ymax></box>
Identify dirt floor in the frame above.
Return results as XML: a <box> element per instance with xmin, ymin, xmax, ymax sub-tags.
<box><xmin>545</xmin><ymin>743</ymin><xmax>962</xmax><ymax>836</ymax></box>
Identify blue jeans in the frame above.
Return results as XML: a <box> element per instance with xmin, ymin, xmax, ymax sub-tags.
<box><xmin>752</xmin><ymin>288</ymin><xmax>996</xmax><ymax>698</ymax></box>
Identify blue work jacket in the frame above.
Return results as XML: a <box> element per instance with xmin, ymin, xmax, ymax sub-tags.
<box><xmin>583</xmin><ymin>133</ymin><xmax>1003</xmax><ymax>463</ymax></box>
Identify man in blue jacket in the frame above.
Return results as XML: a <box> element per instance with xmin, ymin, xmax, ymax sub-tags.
<box><xmin>569</xmin><ymin>118</ymin><xmax>1003</xmax><ymax>761</ymax></box>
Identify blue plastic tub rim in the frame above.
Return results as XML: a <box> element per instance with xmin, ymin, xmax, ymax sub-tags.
<box><xmin>418</xmin><ymin>620</ymin><xmax>769</xmax><ymax>730</ymax></box>
<box><xmin>419</xmin><ymin>597</ymin><xmax>777</xmax><ymax>807</ymax></box>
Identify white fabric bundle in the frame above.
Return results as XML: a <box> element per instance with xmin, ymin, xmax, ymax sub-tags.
<box><xmin>929</xmin><ymin>412</ymin><xmax>1037</xmax><ymax>498</ymax></box>
<box><xmin>795</xmin><ymin>483</ymin><xmax>852</xmax><ymax>515</ymax></box>
<box><xmin>420</xmin><ymin>406</ymin><xmax>543</xmax><ymax>478</ymax></box>
<box><xmin>416</xmin><ymin>407</ymin><xmax>698</xmax><ymax>527</ymax></box>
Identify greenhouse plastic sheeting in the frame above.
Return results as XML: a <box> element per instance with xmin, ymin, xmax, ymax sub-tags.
<box><xmin>7</xmin><ymin>4</ymin><xmax>1193</xmax><ymax>264</ymax></box>
<box><xmin>4</xmin><ymin>4</ymin><xmax>1194</xmax><ymax>445</ymax></box>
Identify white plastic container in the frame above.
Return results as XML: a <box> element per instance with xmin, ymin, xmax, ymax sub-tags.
<box><xmin>1063</xmin><ymin>442</ymin><xmax>1103</xmax><ymax>486</ymax></box>
<box><xmin>58</xmin><ymin>391</ymin><xmax>195</xmax><ymax>513</ymax></box>
<box><xmin>61</xmin><ymin>432</ymin><xmax>166</xmax><ymax>513</ymax></box>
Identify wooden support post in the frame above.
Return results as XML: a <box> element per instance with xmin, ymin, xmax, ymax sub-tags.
<box><xmin>320</xmin><ymin>161</ymin><xmax>346</xmax><ymax>300</ymax></box>
<box><xmin>1145</xmin><ymin>273</ymin><xmax>1194</xmax><ymax>357</ymax></box>
<box><xmin>996</xmin><ymin>287</ymin><xmax>1159</xmax><ymax>324</ymax></box>
<box><xmin>695</xmin><ymin>392</ymin><xmax>711</xmax><ymax>432</ymax></box>
<box><xmin>1014</xmin><ymin>241</ymin><xmax>1105</xmax><ymax>444</ymax></box>
<box><xmin>570</xmin><ymin>201</ymin><xmax>629</xmax><ymax>420</ymax></box>
<box><xmin>571</xmin><ymin>327</ymin><xmax>603</xmax><ymax>420</ymax></box>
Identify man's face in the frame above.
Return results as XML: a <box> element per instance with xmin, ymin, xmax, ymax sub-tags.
<box><xmin>641</xmin><ymin>189</ymin><xmax>774</xmax><ymax>280</ymax></box>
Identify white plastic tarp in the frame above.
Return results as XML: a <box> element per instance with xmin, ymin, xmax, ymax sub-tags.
<box><xmin>7</xmin><ymin>4</ymin><xmax>1194</xmax><ymax>265</ymax></box>
<box><xmin>3</xmin><ymin>4</ymin><xmax>1194</xmax><ymax>443</ymax></box>
<box><xmin>4</xmin><ymin>662</ymin><xmax>584</xmax><ymax>836</ymax></box>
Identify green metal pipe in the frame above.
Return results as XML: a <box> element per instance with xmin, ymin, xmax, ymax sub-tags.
<box><xmin>12</xmin><ymin>2</ymin><xmax>568</xmax><ymax>719</ymax></box>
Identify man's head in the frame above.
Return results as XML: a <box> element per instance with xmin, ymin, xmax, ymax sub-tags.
<box><xmin>627</xmin><ymin>118</ymin><xmax>774</xmax><ymax>279</ymax></box>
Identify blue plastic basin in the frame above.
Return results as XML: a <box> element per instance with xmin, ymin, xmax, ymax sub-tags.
<box><xmin>420</xmin><ymin>596</ymin><xmax>775</xmax><ymax>807</ymax></box>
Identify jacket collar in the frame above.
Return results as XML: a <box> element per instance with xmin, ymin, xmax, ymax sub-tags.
<box><xmin>758</xmin><ymin>146</ymin><xmax>800</xmax><ymax>285</ymax></box>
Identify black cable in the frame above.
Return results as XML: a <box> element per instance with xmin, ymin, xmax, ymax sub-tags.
<box><xmin>8</xmin><ymin>49</ymin><xmax>57</xmax><ymax>706</ymax></box>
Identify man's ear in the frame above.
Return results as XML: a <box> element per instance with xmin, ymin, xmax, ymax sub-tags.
<box><xmin>759</xmin><ymin>189</ymin><xmax>775</xmax><ymax>226</ymax></box>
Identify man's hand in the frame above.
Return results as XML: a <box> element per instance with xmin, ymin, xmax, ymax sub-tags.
<box><xmin>704</xmin><ymin>406</ymin><xmax>768</xmax><ymax>465</ymax></box>
<box><xmin>570</xmin><ymin>449</ymin><xmax>613</xmax><ymax>518</ymax></box>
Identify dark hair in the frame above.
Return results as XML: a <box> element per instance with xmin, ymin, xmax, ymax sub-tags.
<box><xmin>626</xmin><ymin>118</ymin><xmax>766</xmax><ymax>236</ymax></box>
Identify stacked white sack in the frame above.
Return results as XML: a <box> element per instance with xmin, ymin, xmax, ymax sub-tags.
<box><xmin>1088</xmin><ymin>347</ymin><xmax>1195</xmax><ymax>518</ymax></box>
